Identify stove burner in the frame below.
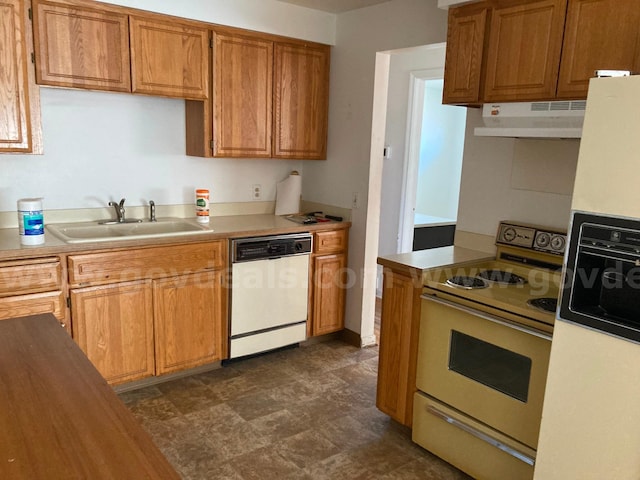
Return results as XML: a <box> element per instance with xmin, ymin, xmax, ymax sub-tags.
<box><xmin>477</xmin><ymin>270</ymin><xmax>527</xmax><ymax>285</ymax></box>
<box><xmin>446</xmin><ymin>276</ymin><xmax>489</xmax><ymax>289</ymax></box>
<box><xmin>528</xmin><ymin>297</ymin><xmax>557</xmax><ymax>313</ymax></box>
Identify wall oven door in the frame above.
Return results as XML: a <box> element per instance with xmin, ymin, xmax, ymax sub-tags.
<box><xmin>561</xmin><ymin>211</ymin><xmax>640</xmax><ymax>343</ymax></box>
<box><xmin>416</xmin><ymin>293</ymin><xmax>552</xmax><ymax>450</ymax></box>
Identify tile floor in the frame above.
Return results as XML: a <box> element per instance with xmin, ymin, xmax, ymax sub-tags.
<box><xmin>119</xmin><ymin>340</ymin><xmax>470</xmax><ymax>479</ymax></box>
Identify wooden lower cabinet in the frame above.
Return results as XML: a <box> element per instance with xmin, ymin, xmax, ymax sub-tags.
<box><xmin>68</xmin><ymin>241</ymin><xmax>227</xmax><ymax>385</ymax></box>
<box><xmin>154</xmin><ymin>271</ymin><xmax>225</xmax><ymax>375</ymax></box>
<box><xmin>311</xmin><ymin>253</ymin><xmax>346</xmax><ymax>336</ymax></box>
<box><xmin>376</xmin><ymin>268</ymin><xmax>422</xmax><ymax>427</ymax></box>
<box><xmin>309</xmin><ymin>228</ymin><xmax>348</xmax><ymax>337</ymax></box>
<box><xmin>71</xmin><ymin>280</ymin><xmax>155</xmax><ymax>385</ymax></box>
<box><xmin>0</xmin><ymin>257</ymin><xmax>66</xmax><ymax>330</ymax></box>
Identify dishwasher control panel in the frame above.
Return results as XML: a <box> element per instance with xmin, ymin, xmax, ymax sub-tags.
<box><xmin>232</xmin><ymin>233</ymin><xmax>312</xmax><ymax>262</ymax></box>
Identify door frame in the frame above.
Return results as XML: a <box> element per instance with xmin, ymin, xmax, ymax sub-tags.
<box><xmin>398</xmin><ymin>67</ymin><xmax>445</xmax><ymax>253</ymax></box>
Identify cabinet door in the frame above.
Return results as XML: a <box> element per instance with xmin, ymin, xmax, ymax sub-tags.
<box><xmin>557</xmin><ymin>0</ymin><xmax>640</xmax><ymax>99</ymax></box>
<box><xmin>376</xmin><ymin>269</ymin><xmax>421</xmax><ymax>427</ymax></box>
<box><xmin>71</xmin><ymin>281</ymin><xmax>154</xmax><ymax>385</ymax></box>
<box><xmin>213</xmin><ymin>32</ymin><xmax>273</xmax><ymax>157</ymax></box>
<box><xmin>1</xmin><ymin>0</ymin><xmax>42</xmax><ymax>153</ymax></box>
<box><xmin>311</xmin><ymin>253</ymin><xmax>346</xmax><ymax>336</ymax></box>
<box><xmin>483</xmin><ymin>0</ymin><xmax>567</xmax><ymax>102</ymax></box>
<box><xmin>32</xmin><ymin>0</ymin><xmax>131</xmax><ymax>92</ymax></box>
<box><xmin>442</xmin><ymin>2</ymin><xmax>489</xmax><ymax>105</ymax></box>
<box><xmin>153</xmin><ymin>271</ymin><xmax>225</xmax><ymax>375</ymax></box>
<box><xmin>129</xmin><ymin>16</ymin><xmax>209</xmax><ymax>100</ymax></box>
<box><xmin>273</xmin><ymin>42</ymin><xmax>330</xmax><ymax>159</ymax></box>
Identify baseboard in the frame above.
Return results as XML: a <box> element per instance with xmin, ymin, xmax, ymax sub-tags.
<box><xmin>340</xmin><ymin>328</ymin><xmax>362</xmax><ymax>348</ymax></box>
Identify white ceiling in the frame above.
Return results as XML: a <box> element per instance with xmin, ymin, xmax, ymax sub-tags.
<box><xmin>275</xmin><ymin>0</ymin><xmax>391</xmax><ymax>13</ymax></box>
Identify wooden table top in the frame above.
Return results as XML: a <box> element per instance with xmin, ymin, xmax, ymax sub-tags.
<box><xmin>0</xmin><ymin>314</ymin><xmax>180</xmax><ymax>479</ymax></box>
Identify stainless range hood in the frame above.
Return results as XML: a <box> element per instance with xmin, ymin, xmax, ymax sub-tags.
<box><xmin>474</xmin><ymin>100</ymin><xmax>586</xmax><ymax>138</ymax></box>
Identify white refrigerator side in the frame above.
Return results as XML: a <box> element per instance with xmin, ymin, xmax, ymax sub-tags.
<box><xmin>535</xmin><ymin>75</ymin><xmax>640</xmax><ymax>479</ymax></box>
<box><xmin>534</xmin><ymin>321</ymin><xmax>640</xmax><ymax>479</ymax></box>
<box><xmin>571</xmin><ymin>75</ymin><xmax>640</xmax><ymax>216</ymax></box>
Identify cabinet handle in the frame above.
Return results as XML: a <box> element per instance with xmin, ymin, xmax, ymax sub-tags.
<box><xmin>60</xmin><ymin>322</ymin><xmax>66</xmax><ymax>328</ymax></box>
<box><xmin>426</xmin><ymin>405</ymin><xmax>535</xmax><ymax>466</ymax></box>
<box><xmin>421</xmin><ymin>293</ymin><xmax>552</xmax><ymax>341</ymax></box>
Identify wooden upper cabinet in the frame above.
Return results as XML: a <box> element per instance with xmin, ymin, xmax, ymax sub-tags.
<box><xmin>273</xmin><ymin>42</ymin><xmax>330</xmax><ymax>160</ymax></box>
<box><xmin>32</xmin><ymin>0</ymin><xmax>131</xmax><ymax>92</ymax></box>
<box><xmin>129</xmin><ymin>16</ymin><xmax>209</xmax><ymax>100</ymax></box>
<box><xmin>1</xmin><ymin>0</ymin><xmax>42</xmax><ymax>153</ymax></box>
<box><xmin>443</xmin><ymin>2</ymin><xmax>489</xmax><ymax>105</ymax></box>
<box><xmin>212</xmin><ymin>32</ymin><xmax>273</xmax><ymax>157</ymax></box>
<box><xmin>483</xmin><ymin>0</ymin><xmax>567</xmax><ymax>102</ymax></box>
<box><xmin>556</xmin><ymin>0</ymin><xmax>640</xmax><ymax>99</ymax></box>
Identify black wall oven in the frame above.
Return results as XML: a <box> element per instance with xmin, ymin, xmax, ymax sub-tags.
<box><xmin>560</xmin><ymin>211</ymin><xmax>640</xmax><ymax>343</ymax></box>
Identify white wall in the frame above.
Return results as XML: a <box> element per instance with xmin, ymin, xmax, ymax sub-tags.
<box><xmin>377</xmin><ymin>45</ymin><xmax>447</xmax><ymax>258</ymax></box>
<box><xmin>0</xmin><ymin>0</ymin><xmax>335</xmax><ymax>215</ymax></box>
<box><xmin>302</xmin><ymin>0</ymin><xmax>448</xmax><ymax>340</ymax></box>
<box><xmin>0</xmin><ymin>88</ymin><xmax>302</xmax><ymax>212</ymax></box>
<box><xmin>415</xmin><ymin>80</ymin><xmax>466</xmax><ymax>220</ymax></box>
<box><xmin>100</xmin><ymin>0</ymin><xmax>336</xmax><ymax>44</ymax></box>
<box><xmin>456</xmin><ymin>109</ymin><xmax>580</xmax><ymax>237</ymax></box>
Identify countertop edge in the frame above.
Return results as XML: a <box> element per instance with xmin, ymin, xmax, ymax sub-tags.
<box><xmin>0</xmin><ymin>215</ymin><xmax>351</xmax><ymax>262</ymax></box>
<box><xmin>377</xmin><ymin>246</ymin><xmax>494</xmax><ymax>276</ymax></box>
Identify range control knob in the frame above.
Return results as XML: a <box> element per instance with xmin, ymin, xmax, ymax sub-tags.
<box><xmin>550</xmin><ymin>235</ymin><xmax>566</xmax><ymax>252</ymax></box>
<box><xmin>535</xmin><ymin>232</ymin><xmax>551</xmax><ymax>248</ymax></box>
<box><xmin>503</xmin><ymin>227</ymin><xmax>517</xmax><ymax>242</ymax></box>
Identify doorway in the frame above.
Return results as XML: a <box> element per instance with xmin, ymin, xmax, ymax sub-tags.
<box><xmin>400</xmin><ymin>76</ymin><xmax>467</xmax><ymax>252</ymax></box>
<box><xmin>374</xmin><ymin>44</ymin><xmax>466</xmax><ymax>297</ymax></box>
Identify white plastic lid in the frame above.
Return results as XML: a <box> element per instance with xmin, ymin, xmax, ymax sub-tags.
<box><xmin>17</xmin><ymin>198</ymin><xmax>43</xmax><ymax>211</ymax></box>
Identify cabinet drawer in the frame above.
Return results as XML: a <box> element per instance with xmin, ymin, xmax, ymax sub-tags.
<box><xmin>0</xmin><ymin>258</ymin><xmax>61</xmax><ymax>297</ymax></box>
<box><xmin>0</xmin><ymin>291</ymin><xmax>65</xmax><ymax>321</ymax></box>
<box><xmin>68</xmin><ymin>241</ymin><xmax>226</xmax><ymax>286</ymax></box>
<box><xmin>314</xmin><ymin>229</ymin><xmax>347</xmax><ymax>254</ymax></box>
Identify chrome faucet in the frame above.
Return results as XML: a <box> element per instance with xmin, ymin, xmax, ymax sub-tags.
<box><xmin>108</xmin><ymin>198</ymin><xmax>126</xmax><ymax>223</ymax></box>
<box><xmin>149</xmin><ymin>200</ymin><xmax>156</xmax><ymax>222</ymax></box>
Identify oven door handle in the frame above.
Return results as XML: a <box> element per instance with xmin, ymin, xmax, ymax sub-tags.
<box><xmin>426</xmin><ymin>405</ymin><xmax>536</xmax><ymax>466</ymax></box>
<box><xmin>421</xmin><ymin>294</ymin><xmax>552</xmax><ymax>341</ymax></box>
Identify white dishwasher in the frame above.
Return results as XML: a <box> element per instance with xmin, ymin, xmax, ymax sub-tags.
<box><xmin>229</xmin><ymin>233</ymin><xmax>312</xmax><ymax>359</ymax></box>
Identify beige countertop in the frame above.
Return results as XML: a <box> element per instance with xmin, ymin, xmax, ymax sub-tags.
<box><xmin>0</xmin><ymin>214</ymin><xmax>350</xmax><ymax>261</ymax></box>
<box><xmin>377</xmin><ymin>246</ymin><xmax>494</xmax><ymax>276</ymax></box>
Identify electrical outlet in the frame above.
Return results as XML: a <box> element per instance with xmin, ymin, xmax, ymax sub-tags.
<box><xmin>352</xmin><ymin>192</ymin><xmax>359</xmax><ymax>209</ymax></box>
<box><xmin>252</xmin><ymin>184</ymin><xmax>261</xmax><ymax>201</ymax></box>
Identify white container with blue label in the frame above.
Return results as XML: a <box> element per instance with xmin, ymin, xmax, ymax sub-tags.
<box><xmin>17</xmin><ymin>198</ymin><xmax>44</xmax><ymax>246</ymax></box>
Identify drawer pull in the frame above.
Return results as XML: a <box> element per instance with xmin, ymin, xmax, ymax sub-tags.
<box><xmin>427</xmin><ymin>405</ymin><xmax>535</xmax><ymax>466</ymax></box>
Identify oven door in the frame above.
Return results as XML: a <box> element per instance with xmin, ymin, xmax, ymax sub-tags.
<box><xmin>417</xmin><ymin>293</ymin><xmax>552</xmax><ymax>449</ymax></box>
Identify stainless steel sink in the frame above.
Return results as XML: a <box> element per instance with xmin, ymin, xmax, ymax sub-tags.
<box><xmin>47</xmin><ymin>218</ymin><xmax>211</xmax><ymax>243</ymax></box>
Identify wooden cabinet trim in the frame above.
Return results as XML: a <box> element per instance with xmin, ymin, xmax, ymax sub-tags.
<box><xmin>68</xmin><ymin>241</ymin><xmax>225</xmax><ymax>286</ymax></box>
